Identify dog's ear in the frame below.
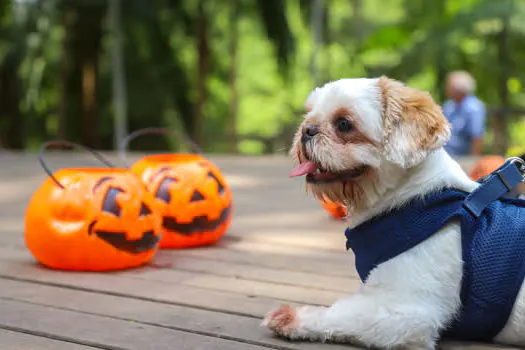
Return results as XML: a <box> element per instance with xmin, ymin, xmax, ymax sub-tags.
<box><xmin>378</xmin><ymin>76</ymin><xmax>451</xmax><ymax>168</ymax></box>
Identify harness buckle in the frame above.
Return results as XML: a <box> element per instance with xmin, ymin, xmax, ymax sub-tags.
<box><xmin>507</xmin><ymin>157</ymin><xmax>525</xmax><ymax>181</ymax></box>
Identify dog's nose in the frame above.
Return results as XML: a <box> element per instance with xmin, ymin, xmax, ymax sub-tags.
<box><xmin>301</xmin><ymin>124</ymin><xmax>319</xmax><ymax>143</ymax></box>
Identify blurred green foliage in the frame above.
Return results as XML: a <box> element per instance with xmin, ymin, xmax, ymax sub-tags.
<box><xmin>1</xmin><ymin>0</ymin><xmax>525</xmax><ymax>155</ymax></box>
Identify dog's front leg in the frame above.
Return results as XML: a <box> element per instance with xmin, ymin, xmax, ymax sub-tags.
<box><xmin>263</xmin><ymin>292</ymin><xmax>440</xmax><ymax>349</ymax></box>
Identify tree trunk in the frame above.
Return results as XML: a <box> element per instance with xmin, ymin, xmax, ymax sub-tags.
<box><xmin>350</xmin><ymin>0</ymin><xmax>363</xmax><ymax>71</ymax></box>
<box><xmin>70</xmin><ymin>3</ymin><xmax>104</xmax><ymax>149</ymax></box>
<box><xmin>492</xmin><ymin>0</ymin><xmax>511</xmax><ymax>155</ymax></box>
<box><xmin>194</xmin><ymin>0</ymin><xmax>209</xmax><ymax>148</ymax></box>
<box><xmin>310</xmin><ymin>0</ymin><xmax>324</xmax><ymax>87</ymax></box>
<box><xmin>58</xmin><ymin>9</ymin><xmax>73</xmax><ymax>140</ymax></box>
<box><xmin>435</xmin><ymin>0</ymin><xmax>447</xmax><ymax>103</ymax></box>
<box><xmin>227</xmin><ymin>3</ymin><xmax>239</xmax><ymax>153</ymax></box>
<box><xmin>0</xmin><ymin>53</ymin><xmax>24</xmax><ymax>149</ymax></box>
<box><xmin>322</xmin><ymin>4</ymin><xmax>330</xmax><ymax>81</ymax></box>
<box><xmin>109</xmin><ymin>0</ymin><xmax>128</xmax><ymax>150</ymax></box>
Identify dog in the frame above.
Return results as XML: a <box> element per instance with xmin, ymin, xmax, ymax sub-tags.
<box><xmin>262</xmin><ymin>76</ymin><xmax>525</xmax><ymax>349</ymax></box>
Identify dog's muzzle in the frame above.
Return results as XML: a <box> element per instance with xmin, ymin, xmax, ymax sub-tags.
<box><xmin>301</xmin><ymin>124</ymin><xmax>318</xmax><ymax>160</ymax></box>
<box><xmin>301</xmin><ymin>124</ymin><xmax>318</xmax><ymax>144</ymax></box>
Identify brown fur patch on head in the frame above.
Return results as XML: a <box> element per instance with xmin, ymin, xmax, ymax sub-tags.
<box><xmin>378</xmin><ymin>76</ymin><xmax>451</xmax><ymax>168</ymax></box>
<box><xmin>325</xmin><ymin>107</ymin><xmax>379</xmax><ymax>146</ymax></box>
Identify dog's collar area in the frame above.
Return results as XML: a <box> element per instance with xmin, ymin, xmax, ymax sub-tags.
<box><xmin>463</xmin><ymin>158</ymin><xmax>525</xmax><ymax>218</ymax></box>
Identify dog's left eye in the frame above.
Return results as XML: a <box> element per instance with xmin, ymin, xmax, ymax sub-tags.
<box><xmin>336</xmin><ymin>118</ymin><xmax>353</xmax><ymax>132</ymax></box>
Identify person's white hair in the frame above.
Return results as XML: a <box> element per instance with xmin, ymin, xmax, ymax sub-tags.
<box><xmin>447</xmin><ymin>70</ymin><xmax>476</xmax><ymax>94</ymax></box>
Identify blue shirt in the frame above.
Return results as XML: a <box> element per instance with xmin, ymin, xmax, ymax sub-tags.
<box><xmin>442</xmin><ymin>95</ymin><xmax>486</xmax><ymax>156</ymax></box>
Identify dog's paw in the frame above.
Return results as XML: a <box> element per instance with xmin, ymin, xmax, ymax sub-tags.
<box><xmin>262</xmin><ymin>304</ymin><xmax>299</xmax><ymax>339</ymax></box>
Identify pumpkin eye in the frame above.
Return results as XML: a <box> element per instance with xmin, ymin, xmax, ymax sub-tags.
<box><xmin>139</xmin><ymin>202</ymin><xmax>152</xmax><ymax>216</ymax></box>
<box><xmin>150</xmin><ymin>166</ymin><xmax>171</xmax><ymax>182</ymax></box>
<box><xmin>207</xmin><ymin>171</ymin><xmax>225</xmax><ymax>194</ymax></box>
<box><xmin>335</xmin><ymin>118</ymin><xmax>353</xmax><ymax>133</ymax></box>
<box><xmin>155</xmin><ymin>177</ymin><xmax>177</xmax><ymax>203</ymax></box>
<box><xmin>102</xmin><ymin>187</ymin><xmax>124</xmax><ymax>217</ymax></box>
<box><xmin>93</xmin><ymin>176</ymin><xmax>113</xmax><ymax>193</ymax></box>
<box><xmin>190</xmin><ymin>190</ymin><xmax>205</xmax><ymax>202</ymax></box>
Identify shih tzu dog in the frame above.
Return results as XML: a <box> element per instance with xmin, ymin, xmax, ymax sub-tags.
<box><xmin>262</xmin><ymin>77</ymin><xmax>525</xmax><ymax>349</ymax></box>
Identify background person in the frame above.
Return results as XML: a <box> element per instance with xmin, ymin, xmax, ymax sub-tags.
<box><xmin>442</xmin><ymin>71</ymin><xmax>486</xmax><ymax>157</ymax></box>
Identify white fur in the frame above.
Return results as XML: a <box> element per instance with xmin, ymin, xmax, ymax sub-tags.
<box><xmin>265</xmin><ymin>78</ymin><xmax>525</xmax><ymax>349</ymax></box>
<box><xmin>305</xmin><ymin>78</ymin><xmax>383</xmax><ymax>143</ymax></box>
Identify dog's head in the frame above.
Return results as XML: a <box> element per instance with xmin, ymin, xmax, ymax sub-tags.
<box><xmin>290</xmin><ymin>76</ymin><xmax>451</xmax><ymax>211</ymax></box>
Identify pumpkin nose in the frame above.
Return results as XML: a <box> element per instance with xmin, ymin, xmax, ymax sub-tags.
<box><xmin>301</xmin><ymin>124</ymin><xmax>319</xmax><ymax>144</ymax></box>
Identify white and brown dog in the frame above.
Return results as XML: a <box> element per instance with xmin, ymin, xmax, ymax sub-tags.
<box><xmin>262</xmin><ymin>77</ymin><xmax>525</xmax><ymax>349</ymax></box>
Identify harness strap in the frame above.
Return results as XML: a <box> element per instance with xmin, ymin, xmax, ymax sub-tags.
<box><xmin>463</xmin><ymin>157</ymin><xmax>525</xmax><ymax>218</ymax></box>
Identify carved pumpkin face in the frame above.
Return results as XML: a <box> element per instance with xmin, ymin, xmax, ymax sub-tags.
<box><xmin>131</xmin><ymin>154</ymin><xmax>232</xmax><ymax>248</ymax></box>
<box><xmin>319</xmin><ymin>195</ymin><xmax>347</xmax><ymax>219</ymax></box>
<box><xmin>25</xmin><ymin>168</ymin><xmax>162</xmax><ymax>271</ymax></box>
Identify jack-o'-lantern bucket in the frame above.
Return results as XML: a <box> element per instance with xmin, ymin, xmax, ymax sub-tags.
<box><xmin>120</xmin><ymin>128</ymin><xmax>233</xmax><ymax>249</ymax></box>
<box><xmin>319</xmin><ymin>195</ymin><xmax>347</xmax><ymax>219</ymax></box>
<box><xmin>25</xmin><ymin>140</ymin><xmax>162</xmax><ymax>271</ymax></box>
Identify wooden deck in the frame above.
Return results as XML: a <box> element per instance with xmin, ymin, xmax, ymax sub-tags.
<box><xmin>0</xmin><ymin>152</ymin><xmax>517</xmax><ymax>349</ymax></box>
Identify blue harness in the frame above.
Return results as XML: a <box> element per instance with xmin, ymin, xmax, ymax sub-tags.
<box><xmin>345</xmin><ymin>159</ymin><xmax>525</xmax><ymax>341</ymax></box>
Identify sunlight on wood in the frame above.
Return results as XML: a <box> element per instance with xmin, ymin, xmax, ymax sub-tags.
<box><xmin>223</xmin><ymin>174</ymin><xmax>262</xmax><ymax>188</ymax></box>
<box><xmin>222</xmin><ymin>238</ymin><xmax>348</xmax><ymax>260</ymax></box>
<box><xmin>233</xmin><ymin>211</ymin><xmax>335</xmax><ymax>226</ymax></box>
<box><xmin>236</xmin><ymin>230</ymin><xmax>346</xmax><ymax>251</ymax></box>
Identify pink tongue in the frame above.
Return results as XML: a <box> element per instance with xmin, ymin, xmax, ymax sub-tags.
<box><xmin>290</xmin><ymin>161</ymin><xmax>318</xmax><ymax>178</ymax></box>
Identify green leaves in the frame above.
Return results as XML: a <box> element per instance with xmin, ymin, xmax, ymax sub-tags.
<box><xmin>4</xmin><ymin>0</ymin><xmax>525</xmax><ymax>154</ymax></box>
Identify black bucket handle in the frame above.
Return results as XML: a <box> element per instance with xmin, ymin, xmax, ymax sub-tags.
<box><xmin>38</xmin><ymin>140</ymin><xmax>116</xmax><ymax>189</ymax></box>
<box><xmin>118</xmin><ymin>127</ymin><xmax>202</xmax><ymax>167</ymax></box>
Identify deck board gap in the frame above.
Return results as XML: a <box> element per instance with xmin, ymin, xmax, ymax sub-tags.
<box><xmin>0</xmin><ymin>324</ymin><xmax>122</xmax><ymax>350</ymax></box>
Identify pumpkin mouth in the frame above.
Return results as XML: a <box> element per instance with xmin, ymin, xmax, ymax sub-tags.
<box><xmin>91</xmin><ymin>225</ymin><xmax>160</xmax><ymax>254</ymax></box>
<box><xmin>162</xmin><ymin>206</ymin><xmax>231</xmax><ymax>235</ymax></box>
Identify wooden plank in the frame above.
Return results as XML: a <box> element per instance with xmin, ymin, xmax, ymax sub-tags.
<box><xmin>0</xmin><ymin>238</ymin><xmax>357</xmax><ymax>294</ymax></box>
<box><xmin>0</xmin><ymin>235</ymin><xmax>359</xmax><ymax>278</ymax></box>
<box><xmin>0</xmin><ymin>278</ymin><xmax>515</xmax><ymax>350</ymax></box>
<box><xmin>0</xmin><ymin>248</ymin><xmax>354</xmax><ymax>307</ymax></box>
<box><xmin>0</xmin><ymin>260</ymin><xmax>275</xmax><ymax>317</ymax></box>
<box><xmin>178</xmin><ymin>275</ymin><xmax>348</xmax><ymax>306</ymax></box>
<box><xmin>221</xmin><ymin>230</ymin><xmax>345</xmax><ymax>252</ymax></box>
<box><xmin>0</xmin><ymin>278</ymin><xmax>357</xmax><ymax>350</ymax></box>
<box><xmin>163</xmin><ymin>247</ymin><xmax>357</xmax><ymax>277</ymax></box>
<box><xmin>0</xmin><ymin>328</ymin><xmax>97</xmax><ymax>350</ymax></box>
<box><xmin>227</xmin><ymin>210</ymin><xmax>348</xmax><ymax>251</ymax></box>
<box><xmin>0</xmin><ymin>299</ymin><xmax>274</xmax><ymax>350</ymax></box>
<box><xmin>122</xmin><ymin>255</ymin><xmax>356</xmax><ymax>293</ymax></box>
<box><xmin>215</xmin><ymin>238</ymin><xmax>348</xmax><ymax>261</ymax></box>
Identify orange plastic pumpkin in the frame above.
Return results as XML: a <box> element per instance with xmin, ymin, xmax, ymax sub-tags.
<box><xmin>469</xmin><ymin>155</ymin><xmax>505</xmax><ymax>180</ymax></box>
<box><xmin>319</xmin><ymin>196</ymin><xmax>347</xmax><ymax>219</ymax></box>
<box><xmin>25</xmin><ymin>141</ymin><xmax>162</xmax><ymax>271</ymax></box>
<box><xmin>121</xmin><ymin>128</ymin><xmax>233</xmax><ymax>249</ymax></box>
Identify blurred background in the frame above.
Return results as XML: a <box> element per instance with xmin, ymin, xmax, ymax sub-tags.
<box><xmin>1</xmin><ymin>0</ymin><xmax>525</xmax><ymax>156</ymax></box>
